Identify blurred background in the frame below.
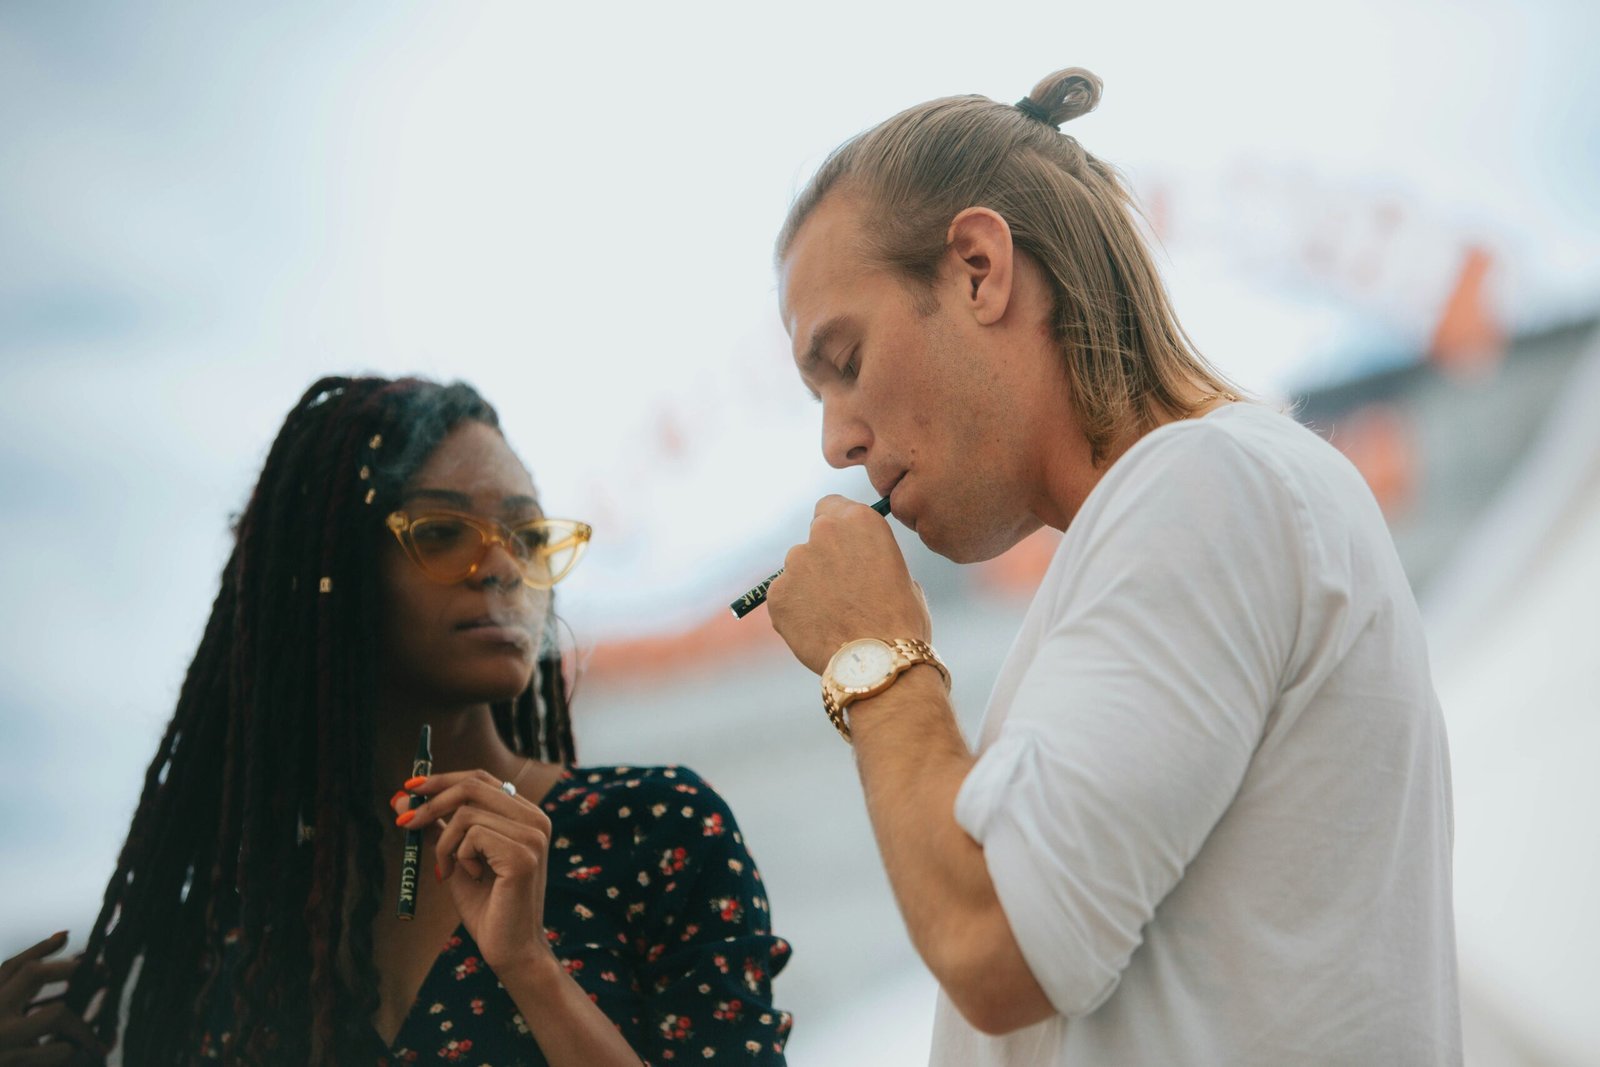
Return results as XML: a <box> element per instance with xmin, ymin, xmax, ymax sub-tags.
<box><xmin>2</xmin><ymin>1</ymin><xmax>1597</xmax><ymax>1063</ymax></box>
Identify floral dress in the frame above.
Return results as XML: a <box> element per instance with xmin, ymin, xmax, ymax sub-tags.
<box><xmin>198</xmin><ymin>765</ymin><xmax>792</xmax><ymax>1065</ymax></box>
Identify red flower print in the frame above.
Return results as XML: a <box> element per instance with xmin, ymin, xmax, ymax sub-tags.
<box><xmin>701</xmin><ymin>812</ymin><xmax>724</xmax><ymax>837</ymax></box>
<box><xmin>568</xmin><ymin>865</ymin><xmax>603</xmax><ymax>882</ymax></box>
<box><xmin>469</xmin><ymin>997</ymin><xmax>485</xmax><ymax>1016</ymax></box>
<box><xmin>712</xmin><ymin>897</ymin><xmax>744</xmax><ymax>923</ymax></box>
<box><xmin>437</xmin><ymin>1037</ymin><xmax>474</xmax><ymax>1061</ymax></box>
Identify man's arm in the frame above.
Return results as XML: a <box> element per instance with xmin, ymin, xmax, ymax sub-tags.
<box><xmin>765</xmin><ymin>496</ymin><xmax>1054</xmax><ymax>1035</ymax></box>
<box><xmin>846</xmin><ymin>665</ymin><xmax>1057</xmax><ymax>1035</ymax></box>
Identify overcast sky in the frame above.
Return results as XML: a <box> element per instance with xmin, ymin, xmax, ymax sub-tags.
<box><xmin>1</xmin><ymin>0</ymin><xmax>1596</xmax><ymax>742</ymax></box>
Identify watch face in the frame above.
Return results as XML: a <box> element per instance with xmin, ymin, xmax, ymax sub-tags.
<box><xmin>832</xmin><ymin>639</ymin><xmax>898</xmax><ymax>689</ymax></box>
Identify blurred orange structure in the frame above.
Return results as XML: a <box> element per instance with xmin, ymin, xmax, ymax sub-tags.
<box><xmin>1331</xmin><ymin>403</ymin><xmax>1421</xmax><ymax>518</ymax></box>
<box><xmin>1429</xmin><ymin>246</ymin><xmax>1506</xmax><ymax>377</ymax></box>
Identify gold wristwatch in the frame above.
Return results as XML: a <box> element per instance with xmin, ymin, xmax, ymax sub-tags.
<box><xmin>821</xmin><ymin>637</ymin><xmax>950</xmax><ymax>743</ymax></box>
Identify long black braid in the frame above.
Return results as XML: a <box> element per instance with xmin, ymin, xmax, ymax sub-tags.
<box><xmin>63</xmin><ymin>376</ymin><xmax>577</xmax><ymax>1065</ymax></box>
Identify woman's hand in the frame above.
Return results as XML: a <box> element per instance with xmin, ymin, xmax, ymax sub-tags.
<box><xmin>0</xmin><ymin>932</ymin><xmax>107</xmax><ymax>1065</ymax></box>
<box><xmin>393</xmin><ymin>770</ymin><xmax>554</xmax><ymax>976</ymax></box>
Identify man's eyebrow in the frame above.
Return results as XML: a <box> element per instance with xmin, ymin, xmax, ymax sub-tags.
<box><xmin>798</xmin><ymin>316</ymin><xmax>850</xmax><ymax>399</ymax></box>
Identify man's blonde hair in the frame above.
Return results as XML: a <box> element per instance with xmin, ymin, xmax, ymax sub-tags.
<box><xmin>778</xmin><ymin>67</ymin><xmax>1239</xmax><ymax>464</ymax></box>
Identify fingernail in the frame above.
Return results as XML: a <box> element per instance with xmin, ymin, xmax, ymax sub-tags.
<box><xmin>396</xmin><ymin>810</ymin><xmax>416</xmax><ymax>827</ymax></box>
<box><xmin>52</xmin><ymin>930</ymin><xmax>68</xmax><ymax>940</ymax></box>
<box><xmin>403</xmin><ymin>775</ymin><xmax>428</xmax><ymax>790</ymax></box>
<box><xmin>434</xmin><ymin>864</ymin><xmax>442</xmax><ymax>882</ymax></box>
<box><xmin>389</xmin><ymin>790</ymin><xmax>407</xmax><ymax>808</ymax></box>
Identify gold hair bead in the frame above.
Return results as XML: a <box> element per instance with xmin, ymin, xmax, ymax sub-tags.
<box><xmin>359</xmin><ymin>465</ymin><xmax>371</xmax><ymax>481</ymax></box>
<box><xmin>319</xmin><ymin>577</ymin><xmax>333</xmax><ymax>593</ymax></box>
<box><xmin>365</xmin><ymin>488</ymin><xmax>376</xmax><ymax>505</ymax></box>
<box><xmin>369</xmin><ymin>434</ymin><xmax>383</xmax><ymax>449</ymax></box>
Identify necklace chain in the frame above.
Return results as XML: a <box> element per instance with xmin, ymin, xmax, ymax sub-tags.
<box><xmin>508</xmin><ymin>755</ymin><xmax>536</xmax><ymax>793</ymax></box>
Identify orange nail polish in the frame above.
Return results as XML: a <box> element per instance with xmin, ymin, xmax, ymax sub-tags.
<box><xmin>403</xmin><ymin>775</ymin><xmax>428</xmax><ymax>790</ymax></box>
<box><xmin>396</xmin><ymin>810</ymin><xmax>416</xmax><ymax>827</ymax></box>
<box><xmin>434</xmin><ymin>864</ymin><xmax>442</xmax><ymax>881</ymax></box>
<box><xmin>389</xmin><ymin>790</ymin><xmax>407</xmax><ymax>808</ymax></box>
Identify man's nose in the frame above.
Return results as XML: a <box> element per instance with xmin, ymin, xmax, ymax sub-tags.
<box><xmin>821</xmin><ymin>402</ymin><xmax>870</xmax><ymax>469</ymax></box>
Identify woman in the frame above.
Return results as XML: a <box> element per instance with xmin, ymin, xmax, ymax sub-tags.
<box><xmin>0</xmin><ymin>376</ymin><xmax>791</xmax><ymax>1065</ymax></box>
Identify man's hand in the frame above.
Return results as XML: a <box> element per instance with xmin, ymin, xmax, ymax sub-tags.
<box><xmin>766</xmin><ymin>495</ymin><xmax>931</xmax><ymax>672</ymax></box>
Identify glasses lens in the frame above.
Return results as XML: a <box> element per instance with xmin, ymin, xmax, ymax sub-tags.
<box><xmin>516</xmin><ymin>519</ymin><xmax>590</xmax><ymax>588</ymax></box>
<box><xmin>407</xmin><ymin>515</ymin><xmax>486</xmax><ymax>582</ymax></box>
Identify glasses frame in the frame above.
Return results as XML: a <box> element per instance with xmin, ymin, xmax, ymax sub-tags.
<box><xmin>385</xmin><ymin>508</ymin><xmax>592</xmax><ymax>588</ymax></box>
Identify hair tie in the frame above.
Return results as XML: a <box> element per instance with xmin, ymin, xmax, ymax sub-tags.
<box><xmin>1014</xmin><ymin>97</ymin><xmax>1055</xmax><ymax>127</ymax></box>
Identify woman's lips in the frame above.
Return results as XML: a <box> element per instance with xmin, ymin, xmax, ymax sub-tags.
<box><xmin>454</xmin><ymin>618</ymin><xmax>533</xmax><ymax>648</ymax></box>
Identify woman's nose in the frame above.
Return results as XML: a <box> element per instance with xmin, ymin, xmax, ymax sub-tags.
<box><xmin>472</xmin><ymin>537</ymin><xmax>524</xmax><ymax>588</ymax></box>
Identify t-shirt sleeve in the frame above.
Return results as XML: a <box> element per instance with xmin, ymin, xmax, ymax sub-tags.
<box><xmin>955</xmin><ymin>427</ymin><xmax>1310</xmax><ymax>1016</ymax></box>
<box><xmin>628</xmin><ymin>769</ymin><xmax>793</xmax><ymax>1065</ymax></box>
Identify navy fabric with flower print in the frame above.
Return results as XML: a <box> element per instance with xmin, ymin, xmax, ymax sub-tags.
<box><xmin>197</xmin><ymin>765</ymin><xmax>793</xmax><ymax>1065</ymax></box>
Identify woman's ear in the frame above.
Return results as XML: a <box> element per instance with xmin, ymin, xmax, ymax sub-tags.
<box><xmin>944</xmin><ymin>207</ymin><xmax>1015</xmax><ymax>327</ymax></box>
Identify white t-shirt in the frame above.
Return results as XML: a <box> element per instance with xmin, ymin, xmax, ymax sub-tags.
<box><xmin>930</xmin><ymin>404</ymin><xmax>1461</xmax><ymax>1066</ymax></box>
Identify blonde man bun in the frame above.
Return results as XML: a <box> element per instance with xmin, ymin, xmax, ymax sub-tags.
<box><xmin>1016</xmin><ymin>67</ymin><xmax>1104</xmax><ymax>128</ymax></box>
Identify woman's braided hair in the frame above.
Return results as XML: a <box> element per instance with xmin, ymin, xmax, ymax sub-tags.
<box><xmin>63</xmin><ymin>375</ymin><xmax>575</xmax><ymax>1064</ymax></box>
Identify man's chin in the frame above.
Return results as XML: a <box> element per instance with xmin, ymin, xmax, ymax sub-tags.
<box><xmin>921</xmin><ymin>521</ymin><xmax>1039</xmax><ymax>566</ymax></box>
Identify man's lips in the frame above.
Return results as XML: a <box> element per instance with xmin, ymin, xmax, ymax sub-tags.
<box><xmin>873</xmin><ymin>470</ymin><xmax>907</xmax><ymax>502</ymax></box>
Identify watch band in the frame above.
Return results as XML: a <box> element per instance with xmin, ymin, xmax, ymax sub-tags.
<box><xmin>821</xmin><ymin>637</ymin><xmax>950</xmax><ymax>743</ymax></box>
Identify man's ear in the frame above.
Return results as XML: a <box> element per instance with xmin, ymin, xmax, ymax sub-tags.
<box><xmin>944</xmin><ymin>207</ymin><xmax>1015</xmax><ymax>327</ymax></box>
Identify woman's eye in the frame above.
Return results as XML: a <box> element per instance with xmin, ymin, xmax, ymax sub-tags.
<box><xmin>516</xmin><ymin>527</ymin><xmax>550</xmax><ymax>553</ymax></box>
<box><xmin>415</xmin><ymin>522</ymin><xmax>465</xmax><ymax>548</ymax></box>
<box><xmin>841</xmin><ymin>353</ymin><xmax>859</xmax><ymax>380</ymax></box>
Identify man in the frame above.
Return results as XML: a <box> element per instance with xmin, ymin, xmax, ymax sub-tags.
<box><xmin>764</xmin><ymin>67</ymin><xmax>1461</xmax><ymax>1064</ymax></box>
